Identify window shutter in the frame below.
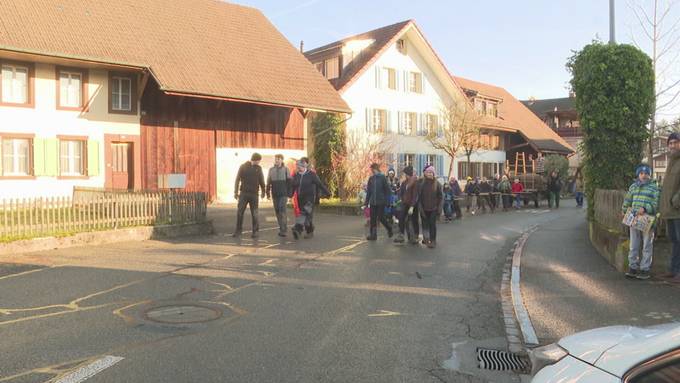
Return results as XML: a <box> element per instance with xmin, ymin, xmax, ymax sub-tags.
<box><xmin>417</xmin><ymin>113</ymin><xmax>424</xmax><ymax>136</ymax></box>
<box><xmin>397</xmin><ymin>111</ymin><xmax>403</xmax><ymax>134</ymax></box>
<box><xmin>386</xmin><ymin>110</ymin><xmax>393</xmax><ymax>133</ymax></box>
<box><xmin>44</xmin><ymin>138</ymin><xmax>59</xmax><ymax>177</ymax></box>
<box><xmin>398</xmin><ymin>153</ymin><xmax>405</xmax><ymax>171</ymax></box>
<box><xmin>416</xmin><ymin>154</ymin><xmax>424</xmax><ymax>176</ymax></box>
<box><xmin>420</xmin><ymin>73</ymin><xmax>425</xmax><ymax>94</ymax></box>
<box><xmin>396</xmin><ymin>71</ymin><xmax>401</xmax><ymax>92</ymax></box>
<box><xmin>87</xmin><ymin>140</ymin><xmax>100</xmax><ymax>176</ymax></box>
<box><xmin>365</xmin><ymin>108</ymin><xmax>372</xmax><ymax>132</ymax></box>
<box><xmin>375</xmin><ymin>67</ymin><xmax>382</xmax><ymax>89</ymax></box>
<box><xmin>403</xmin><ymin>71</ymin><xmax>409</xmax><ymax>92</ymax></box>
<box><xmin>33</xmin><ymin>138</ymin><xmax>46</xmax><ymax>176</ymax></box>
<box><xmin>437</xmin><ymin>155</ymin><xmax>444</xmax><ymax>178</ymax></box>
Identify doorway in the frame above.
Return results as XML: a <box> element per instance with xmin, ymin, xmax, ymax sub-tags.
<box><xmin>111</xmin><ymin>142</ymin><xmax>134</xmax><ymax>189</ymax></box>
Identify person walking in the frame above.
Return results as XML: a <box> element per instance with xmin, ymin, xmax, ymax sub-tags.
<box><xmin>290</xmin><ymin>160</ymin><xmax>329</xmax><ymax>240</ymax></box>
<box><xmin>498</xmin><ymin>175</ymin><xmax>512</xmax><ymax>211</ymax></box>
<box><xmin>442</xmin><ymin>183</ymin><xmax>454</xmax><ymax>222</ymax></box>
<box><xmin>394</xmin><ymin>166</ymin><xmax>420</xmax><ymax>244</ymax></box>
<box><xmin>512</xmin><ymin>178</ymin><xmax>524</xmax><ymax>209</ymax></box>
<box><xmin>547</xmin><ymin>170</ymin><xmax>563</xmax><ymax>209</ymax></box>
<box><xmin>233</xmin><ymin>153</ymin><xmax>266</xmax><ymax>238</ymax></box>
<box><xmin>266</xmin><ymin>154</ymin><xmax>291</xmax><ymax>237</ymax></box>
<box><xmin>450</xmin><ymin>177</ymin><xmax>463</xmax><ymax>219</ymax></box>
<box><xmin>659</xmin><ymin>132</ymin><xmax>680</xmax><ymax>284</ymax></box>
<box><xmin>468</xmin><ymin>177</ymin><xmax>481</xmax><ymax>215</ymax></box>
<box><xmin>622</xmin><ymin>164</ymin><xmax>660</xmax><ymax>280</ymax></box>
<box><xmin>419</xmin><ymin>165</ymin><xmax>443</xmax><ymax>248</ymax></box>
<box><xmin>365</xmin><ymin>163</ymin><xmax>393</xmax><ymax>240</ymax></box>
<box><xmin>574</xmin><ymin>168</ymin><xmax>585</xmax><ymax>208</ymax></box>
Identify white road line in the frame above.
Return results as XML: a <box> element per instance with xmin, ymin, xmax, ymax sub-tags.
<box><xmin>54</xmin><ymin>356</ymin><xmax>124</xmax><ymax>383</ymax></box>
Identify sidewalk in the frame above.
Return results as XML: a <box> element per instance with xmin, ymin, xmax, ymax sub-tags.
<box><xmin>520</xmin><ymin>202</ymin><xmax>680</xmax><ymax>344</ymax></box>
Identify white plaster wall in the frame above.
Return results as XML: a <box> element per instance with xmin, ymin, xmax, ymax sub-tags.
<box><xmin>216</xmin><ymin>148</ymin><xmax>305</xmax><ymax>203</ymax></box>
<box><xmin>0</xmin><ymin>63</ymin><xmax>140</xmax><ymax>200</ymax></box>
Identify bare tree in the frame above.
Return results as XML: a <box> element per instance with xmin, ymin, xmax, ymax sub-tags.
<box><xmin>630</xmin><ymin>0</ymin><xmax>680</xmax><ymax>160</ymax></box>
<box><xmin>425</xmin><ymin>102</ymin><xmax>482</xmax><ymax>178</ymax></box>
<box><xmin>333</xmin><ymin>130</ymin><xmax>393</xmax><ymax>200</ymax></box>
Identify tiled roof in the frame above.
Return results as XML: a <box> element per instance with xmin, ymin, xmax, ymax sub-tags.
<box><xmin>454</xmin><ymin>77</ymin><xmax>574</xmax><ymax>154</ymax></box>
<box><xmin>0</xmin><ymin>0</ymin><xmax>350</xmax><ymax>113</ymax></box>
<box><xmin>304</xmin><ymin>20</ymin><xmax>412</xmax><ymax>93</ymax></box>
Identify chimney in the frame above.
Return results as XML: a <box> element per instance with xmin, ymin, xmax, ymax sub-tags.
<box><xmin>300</xmin><ymin>40</ymin><xmax>304</xmax><ymax>53</ymax></box>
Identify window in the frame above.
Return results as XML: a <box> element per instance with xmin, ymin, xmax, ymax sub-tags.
<box><xmin>1</xmin><ymin>64</ymin><xmax>29</xmax><ymax>104</ymax></box>
<box><xmin>383</xmin><ymin>68</ymin><xmax>396</xmax><ymax>90</ymax></box>
<box><xmin>481</xmin><ymin>134</ymin><xmax>490</xmax><ymax>149</ymax></box>
<box><xmin>408</xmin><ymin>72</ymin><xmax>423</xmax><ymax>93</ymax></box>
<box><xmin>426</xmin><ymin>114</ymin><xmax>439</xmax><ymax>135</ymax></box>
<box><xmin>458</xmin><ymin>161</ymin><xmax>481</xmax><ymax>179</ymax></box>
<box><xmin>492</xmin><ymin>135</ymin><xmax>501</xmax><ymax>150</ymax></box>
<box><xmin>59</xmin><ymin>139</ymin><xmax>86</xmax><ymax>176</ymax></box>
<box><xmin>371</xmin><ymin>109</ymin><xmax>387</xmax><ymax>133</ymax></box>
<box><xmin>58</xmin><ymin>69</ymin><xmax>84</xmax><ymax>109</ymax></box>
<box><xmin>426</xmin><ymin>154</ymin><xmax>437</xmax><ymax>169</ymax></box>
<box><xmin>482</xmin><ymin>163</ymin><xmax>494</xmax><ymax>178</ymax></box>
<box><xmin>488</xmin><ymin>103</ymin><xmax>498</xmax><ymax>117</ymax></box>
<box><xmin>325</xmin><ymin>57</ymin><xmax>340</xmax><ymax>79</ymax></box>
<box><xmin>402</xmin><ymin>112</ymin><xmax>416</xmax><ymax>135</ymax></box>
<box><xmin>630</xmin><ymin>358</ymin><xmax>680</xmax><ymax>383</ymax></box>
<box><xmin>403</xmin><ymin>154</ymin><xmax>415</xmax><ymax>168</ymax></box>
<box><xmin>109</xmin><ymin>73</ymin><xmax>137</xmax><ymax>114</ymax></box>
<box><xmin>1</xmin><ymin>137</ymin><xmax>31</xmax><ymax>176</ymax></box>
<box><xmin>475</xmin><ymin>99</ymin><xmax>484</xmax><ymax>114</ymax></box>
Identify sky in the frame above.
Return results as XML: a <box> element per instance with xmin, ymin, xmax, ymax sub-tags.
<box><xmin>232</xmin><ymin>0</ymin><xmax>680</xmax><ymax>121</ymax></box>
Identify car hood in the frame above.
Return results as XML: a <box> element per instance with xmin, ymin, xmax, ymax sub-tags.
<box><xmin>558</xmin><ymin>323</ymin><xmax>680</xmax><ymax>377</ymax></box>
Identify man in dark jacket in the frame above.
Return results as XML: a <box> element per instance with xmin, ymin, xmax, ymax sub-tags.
<box><xmin>395</xmin><ymin>165</ymin><xmax>420</xmax><ymax>244</ymax></box>
<box><xmin>267</xmin><ymin>154</ymin><xmax>291</xmax><ymax>237</ymax></box>
<box><xmin>290</xmin><ymin>160</ymin><xmax>330</xmax><ymax>239</ymax></box>
<box><xmin>547</xmin><ymin>170</ymin><xmax>562</xmax><ymax>209</ymax></box>
<box><xmin>660</xmin><ymin>132</ymin><xmax>680</xmax><ymax>283</ymax></box>
<box><xmin>365</xmin><ymin>163</ymin><xmax>393</xmax><ymax>240</ymax></box>
<box><xmin>233</xmin><ymin>153</ymin><xmax>266</xmax><ymax>238</ymax></box>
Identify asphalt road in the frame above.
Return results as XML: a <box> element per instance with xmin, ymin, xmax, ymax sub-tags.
<box><xmin>1</xmin><ymin>204</ymin><xmax>561</xmax><ymax>383</ymax></box>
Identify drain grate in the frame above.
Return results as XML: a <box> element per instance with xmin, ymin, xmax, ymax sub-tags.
<box><xmin>476</xmin><ymin>348</ymin><xmax>528</xmax><ymax>372</ymax></box>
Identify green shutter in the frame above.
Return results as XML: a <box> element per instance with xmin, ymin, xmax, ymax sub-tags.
<box><xmin>44</xmin><ymin>138</ymin><xmax>59</xmax><ymax>177</ymax></box>
<box><xmin>33</xmin><ymin>138</ymin><xmax>46</xmax><ymax>176</ymax></box>
<box><xmin>87</xmin><ymin>140</ymin><xmax>100</xmax><ymax>176</ymax></box>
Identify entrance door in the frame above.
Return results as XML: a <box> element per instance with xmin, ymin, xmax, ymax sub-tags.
<box><xmin>111</xmin><ymin>142</ymin><xmax>133</xmax><ymax>189</ymax></box>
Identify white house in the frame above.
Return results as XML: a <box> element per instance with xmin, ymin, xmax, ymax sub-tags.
<box><xmin>305</xmin><ymin>20</ymin><xmax>573</xmax><ymax>180</ymax></box>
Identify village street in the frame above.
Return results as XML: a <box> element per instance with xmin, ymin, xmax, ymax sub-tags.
<box><xmin>0</xmin><ymin>204</ymin><xmax>567</xmax><ymax>383</ymax></box>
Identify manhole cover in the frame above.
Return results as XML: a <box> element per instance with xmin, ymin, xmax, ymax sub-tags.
<box><xmin>144</xmin><ymin>305</ymin><xmax>222</xmax><ymax>324</ymax></box>
<box><xmin>477</xmin><ymin>348</ymin><xmax>529</xmax><ymax>372</ymax></box>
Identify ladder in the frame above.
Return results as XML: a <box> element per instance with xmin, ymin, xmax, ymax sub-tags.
<box><xmin>514</xmin><ymin>152</ymin><xmax>526</xmax><ymax>176</ymax></box>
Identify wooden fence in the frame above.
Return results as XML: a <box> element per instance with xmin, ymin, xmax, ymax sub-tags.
<box><xmin>0</xmin><ymin>189</ymin><xmax>207</xmax><ymax>240</ymax></box>
<box><xmin>594</xmin><ymin>188</ymin><xmax>666</xmax><ymax>236</ymax></box>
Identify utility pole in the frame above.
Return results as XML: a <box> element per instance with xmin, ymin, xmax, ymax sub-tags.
<box><xmin>609</xmin><ymin>0</ymin><xmax>616</xmax><ymax>43</ymax></box>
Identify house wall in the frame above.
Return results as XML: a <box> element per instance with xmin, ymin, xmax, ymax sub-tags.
<box><xmin>340</xmin><ymin>36</ymin><xmax>505</xmax><ymax>180</ymax></box>
<box><xmin>0</xmin><ymin>61</ymin><xmax>140</xmax><ymax>199</ymax></box>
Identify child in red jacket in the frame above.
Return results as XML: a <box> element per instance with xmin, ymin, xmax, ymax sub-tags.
<box><xmin>512</xmin><ymin>178</ymin><xmax>524</xmax><ymax>209</ymax></box>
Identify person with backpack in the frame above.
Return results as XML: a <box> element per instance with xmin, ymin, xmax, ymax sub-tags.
<box><xmin>394</xmin><ymin>166</ymin><xmax>419</xmax><ymax>245</ymax></box>
<box><xmin>547</xmin><ymin>170</ymin><xmax>563</xmax><ymax>209</ymax></box>
<box><xmin>266</xmin><ymin>154</ymin><xmax>291</xmax><ymax>237</ymax></box>
<box><xmin>621</xmin><ymin>164</ymin><xmax>660</xmax><ymax>280</ymax></box>
<box><xmin>364</xmin><ymin>163</ymin><xmax>393</xmax><ymax>241</ymax></box>
<box><xmin>419</xmin><ymin>165</ymin><xmax>443</xmax><ymax>248</ymax></box>
<box><xmin>290</xmin><ymin>160</ymin><xmax>330</xmax><ymax>239</ymax></box>
<box><xmin>233</xmin><ymin>153</ymin><xmax>266</xmax><ymax>238</ymax></box>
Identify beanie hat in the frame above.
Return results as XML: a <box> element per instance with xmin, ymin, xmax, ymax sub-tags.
<box><xmin>251</xmin><ymin>153</ymin><xmax>262</xmax><ymax>161</ymax></box>
<box><xmin>403</xmin><ymin>166</ymin><xmax>414</xmax><ymax>177</ymax></box>
<box><xmin>668</xmin><ymin>132</ymin><xmax>680</xmax><ymax>144</ymax></box>
<box><xmin>388</xmin><ymin>167</ymin><xmax>395</xmax><ymax>174</ymax></box>
<box><xmin>424</xmin><ymin>165</ymin><xmax>435</xmax><ymax>174</ymax></box>
<box><xmin>636</xmin><ymin>164</ymin><xmax>652</xmax><ymax>177</ymax></box>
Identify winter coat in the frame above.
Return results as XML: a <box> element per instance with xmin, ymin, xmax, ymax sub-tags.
<box><xmin>366</xmin><ymin>172</ymin><xmax>391</xmax><ymax>207</ymax></box>
<box><xmin>443</xmin><ymin>188</ymin><xmax>454</xmax><ymax>202</ymax></box>
<box><xmin>660</xmin><ymin>151</ymin><xmax>680</xmax><ymax>219</ymax></box>
<box><xmin>575</xmin><ymin>176</ymin><xmax>585</xmax><ymax>193</ymax></box>
<box><xmin>400</xmin><ymin>175</ymin><xmax>419</xmax><ymax>206</ymax></box>
<box><xmin>480</xmin><ymin>182</ymin><xmax>492</xmax><ymax>194</ymax></box>
<box><xmin>498</xmin><ymin>180</ymin><xmax>512</xmax><ymax>194</ymax></box>
<box><xmin>290</xmin><ymin>171</ymin><xmax>329</xmax><ymax>205</ymax></box>
<box><xmin>512</xmin><ymin>182</ymin><xmax>524</xmax><ymax>193</ymax></box>
<box><xmin>547</xmin><ymin>176</ymin><xmax>563</xmax><ymax>192</ymax></box>
<box><xmin>466</xmin><ymin>182</ymin><xmax>481</xmax><ymax>195</ymax></box>
<box><xmin>266</xmin><ymin>165</ymin><xmax>291</xmax><ymax>198</ymax></box>
<box><xmin>450</xmin><ymin>181</ymin><xmax>463</xmax><ymax>197</ymax></box>
<box><xmin>622</xmin><ymin>180</ymin><xmax>661</xmax><ymax>216</ymax></box>
<box><xmin>418</xmin><ymin>178</ymin><xmax>443</xmax><ymax>212</ymax></box>
<box><xmin>235</xmin><ymin>161</ymin><xmax>265</xmax><ymax>196</ymax></box>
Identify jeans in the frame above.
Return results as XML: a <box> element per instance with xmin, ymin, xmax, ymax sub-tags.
<box><xmin>665</xmin><ymin>219</ymin><xmax>680</xmax><ymax>276</ymax></box>
<box><xmin>629</xmin><ymin>228</ymin><xmax>654</xmax><ymax>271</ymax></box>
<box><xmin>443</xmin><ymin>201</ymin><xmax>454</xmax><ymax>219</ymax></box>
<box><xmin>514</xmin><ymin>194</ymin><xmax>522</xmax><ymax>208</ymax></box>
<box><xmin>236</xmin><ymin>193</ymin><xmax>259</xmax><ymax>233</ymax></box>
<box><xmin>549</xmin><ymin>191</ymin><xmax>560</xmax><ymax>208</ymax></box>
<box><xmin>575</xmin><ymin>192</ymin><xmax>584</xmax><ymax>207</ymax></box>
<box><xmin>369</xmin><ymin>204</ymin><xmax>391</xmax><ymax>238</ymax></box>
<box><xmin>421</xmin><ymin>210</ymin><xmax>438</xmax><ymax>242</ymax></box>
<box><xmin>399</xmin><ymin>204</ymin><xmax>420</xmax><ymax>240</ymax></box>
<box><xmin>273</xmin><ymin>196</ymin><xmax>288</xmax><ymax>233</ymax></box>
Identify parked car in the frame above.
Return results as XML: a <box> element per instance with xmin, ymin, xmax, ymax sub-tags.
<box><xmin>531</xmin><ymin>323</ymin><xmax>680</xmax><ymax>382</ymax></box>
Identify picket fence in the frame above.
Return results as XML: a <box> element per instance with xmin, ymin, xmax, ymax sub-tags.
<box><xmin>0</xmin><ymin>188</ymin><xmax>207</xmax><ymax>240</ymax></box>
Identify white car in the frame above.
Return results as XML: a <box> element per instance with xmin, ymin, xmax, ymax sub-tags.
<box><xmin>530</xmin><ymin>323</ymin><xmax>680</xmax><ymax>382</ymax></box>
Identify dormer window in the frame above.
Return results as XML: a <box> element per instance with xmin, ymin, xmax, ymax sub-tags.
<box><xmin>324</xmin><ymin>57</ymin><xmax>340</xmax><ymax>79</ymax></box>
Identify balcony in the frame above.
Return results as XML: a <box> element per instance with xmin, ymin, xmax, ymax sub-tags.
<box><xmin>556</xmin><ymin>126</ymin><xmax>583</xmax><ymax>137</ymax></box>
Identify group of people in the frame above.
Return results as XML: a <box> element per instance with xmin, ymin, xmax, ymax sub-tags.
<box><xmin>232</xmin><ymin>153</ymin><xmax>329</xmax><ymax>240</ymax></box>
<box><xmin>361</xmin><ymin>164</ymin><xmax>443</xmax><ymax>248</ymax></box>
<box><xmin>624</xmin><ymin>132</ymin><xmax>680</xmax><ymax>284</ymax></box>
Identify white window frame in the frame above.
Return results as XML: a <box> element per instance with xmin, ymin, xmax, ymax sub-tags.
<box><xmin>403</xmin><ymin>112</ymin><xmax>415</xmax><ymax>135</ymax></box>
<box><xmin>59</xmin><ymin>71</ymin><xmax>83</xmax><ymax>108</ymax></box>
<box><xmin>59</xmin><ymin>139</ymin><xmax>86</xmax><ymax>176</ymax></box>
<box><xmin>404</xmin><ymin>154</ymin><xmax>415</xmax><ymax>168</ymax></box>
<box><xmin>383</xmin><ymin>67</ymin><xmax>396</xmax><ymax>90</ymax></box>
<box><xmin>1</xmin><ymin>64</ymin><xmax>29</xmax><ymax>104</ymax></box>
<box><xmin>111</xmin><ymin>76</ymin><xmax>132</xmax><ymax>111</ymax></box>
<box><xmin>1</xmin><ymin>137</ymin><xmax>31</xmax><ymax>176</ymax></box>
<box><xmin>408</xmin><ymin>72</ymin><xmax>423</xmax><ymax>94</ymax></box>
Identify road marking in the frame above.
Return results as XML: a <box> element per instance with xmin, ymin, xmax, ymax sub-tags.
<box><xmin>258</xmin><ymin>259</ymin><xmax>275</xmax><ymax>266</ymax></box>
<box><xmin>368</xmin><ymin>310</ymin><xmax>401</xmax><ymax>317</ymax></box>
<box><xmin>53</xmin><ymin>355</ymin><xmax>124</xmax><ymax>383</ymax></box>
<box><xmin>0</xmin><ymin>268</ymin><xmax>47</xmax><ymax>281</ymax></box>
